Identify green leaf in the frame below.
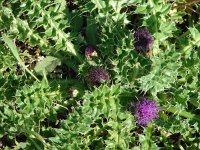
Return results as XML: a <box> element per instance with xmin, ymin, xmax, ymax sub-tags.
<box><xmin>34</xmin><ymin>56</ymin><xmax>61</xmax><ymax>75</ymax></box>
<box><xmin>22</xmin><ymin>129</ymin><xmax>47</xmax><ymax>149</ymax></box>
<box><xmin>164</xmin><ymin>106</ymin><xmax>200</xmax><ymax>122</ymax></box>
<box><xmin>86</xmin><ymin>18</ymin><xmax>98</xmax><ymax>45</ymax></box>
<box><xmin>91</xmin><ymin>0</ymin><xmax>105</xmax><ymax>10</ymax></box>
<box><xmin>160</xmin><ymin>4</ymin><xmax>171</xmax><ymax>14</ymax></box>
<box><xmin>135</xmin><ymin>4</ymin><xmax>150</xmax><ymax>14</ymax></box>
<box><xmin>2</xmin><ymin>34</ymin><xmax>39</xmax><ymax>81</ymax></box>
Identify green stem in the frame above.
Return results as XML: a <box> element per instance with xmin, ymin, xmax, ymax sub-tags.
<box><xmin>163</xmin><ymin>106</ymin><xmax>200</xmax><ymax>122</ymax></box>
<box><xmin>179</xmin><ymin>23</ymin><xmax>200</xmax><ymax>38</ymax></box>
<box><xmin>116</xmin><ymin>98</ymin><xmax>120</xmax><ymax>149</ymax></box>
<box><xmin>2</xmin><ymin>35</ymin><xmax>40</xmax><ymax>82</ymax></box>
<box><xmin>21</xmin><ymin>129</ymin><xmax>47</xmax><ymax>149</ymax></box>
<box><xmin>76</xmin><ymin>52</ymin><xmax>85</xmax><ymax>64</ymax></box>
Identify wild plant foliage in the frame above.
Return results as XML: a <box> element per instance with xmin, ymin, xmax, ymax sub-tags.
<box><xmin>0</xmin><ymin>0</ymin><xmax>200</xmax><ymax>149</ymax></box>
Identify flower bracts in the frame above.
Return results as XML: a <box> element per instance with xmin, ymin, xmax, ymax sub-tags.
<box><xmin>134</xmin><ymin>28</ymin><xmax>153</xmax><ymax>53</ymax></box>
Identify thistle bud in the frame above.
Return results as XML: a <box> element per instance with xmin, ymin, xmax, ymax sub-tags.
<box><xmin>85</xmin><ymin>46</ymin><xmax>97</xmax><ymax>58</ymax></box>
<box><xmin>87</xmin><ymin>67</ymin><xmax>110</xmax><ymax>86</ymax></box>
<box><xmin>134</xmin><ymin>28</ymin><xmax>153</xmax><ymax>53</ymax></box>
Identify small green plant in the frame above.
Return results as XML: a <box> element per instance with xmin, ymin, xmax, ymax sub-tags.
<box><xmin>0</xmin><ymin>0</ymin><xmax>200</xmax><ymax>149</ymax></box>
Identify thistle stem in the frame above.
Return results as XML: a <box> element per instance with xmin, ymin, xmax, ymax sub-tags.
<box><xmin>163</xmin><ymin>106</ymin><xmax>200</xmax><ymax>122</ymax></box>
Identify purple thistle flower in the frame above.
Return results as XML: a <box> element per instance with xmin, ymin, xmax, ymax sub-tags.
<box><xmin>134</xmin><ymin>98</ymin><xmax>159</xmax><ymax>126</ymax></box>
<box><xmin>85</xmin><ymin>46</ymin><xmax>97</xmax><ymax>58</ymax></box>
<box><xmin>87</xmin><ymin>67</ymin><xmax>110</xmax><ymax>86</ymax></box>
<box><xmin>134</xmin><ymin>28</ymin><xmax>153</xmax><ymax>53</ymax></box>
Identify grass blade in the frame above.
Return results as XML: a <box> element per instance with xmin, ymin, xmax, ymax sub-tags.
<box><xmin>2</xmin><ymin>35</ymin><xmax>39</xmax><ymax>81</ymax></box>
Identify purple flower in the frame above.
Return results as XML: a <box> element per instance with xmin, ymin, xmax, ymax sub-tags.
<box><xmin>134</xmin><ymin>28</ymin><xmax>153</xmax><ymax>53</ymax></box>
<box><xmin>134</xmin><ymin>98</ymin><xmax>159</xmax><ymax>126</ymax></box>
<box><xmin>85</xmin><ymin>46</ymin><xmax>97</xmax><ymax>58</ymax></box>
<box><xmin>87</xmin><ymin>67</ymin><xmax>110</xmax><ymax>86</ymax></box>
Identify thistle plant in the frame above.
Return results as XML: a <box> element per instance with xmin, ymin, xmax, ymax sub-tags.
<box><xmin>0</xmin><ymin>0</ymin><xmax>200</xmax><ymax>149</ymax></box>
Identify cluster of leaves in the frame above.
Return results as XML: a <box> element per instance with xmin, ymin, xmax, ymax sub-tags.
<box><xmin>0</xmin><ymin>0</ymin><xmax>200</xmax><ymax>149</ymax></box>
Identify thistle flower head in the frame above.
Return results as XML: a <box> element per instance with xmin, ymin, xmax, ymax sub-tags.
<box><xmin>85</xmin><ymin>46</ymin><xmax>97</xmax><ymax>58</ymax></box>
<box><xmin>134</xmin><ymin>28</ymin><xmax>153</xmax><ymax>53</ymax></box>
<box><xmin>133</xmin><ymin>98</ymin><xmax>159</xmax><ymax>126</ymax></box>
<box><xmin>87</xmin><ymin>67</ymin><xmax>109</xmax><ymax>86</ymax></box>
